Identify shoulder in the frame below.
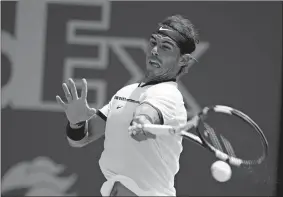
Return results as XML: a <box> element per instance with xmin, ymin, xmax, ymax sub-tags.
<box><xmin>116</xmin><ymin>83</ymin><xmax>139</xmax><ymax>94</ymax></box>
<box><xmin>145</xmin><ymin>82</ymin><xmax>183</xmax><ymax>100</ymax></box>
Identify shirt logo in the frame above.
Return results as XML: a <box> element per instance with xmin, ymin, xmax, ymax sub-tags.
<box><xmin>116</xmin><ymin>105</ymin><xmax>123</xmax><ymax>109</ymax></box>
<box><xmin>114</xmin><ymin>96</ymin><xmax>140</xmax><ymax>104</ymax></box>
<box><xmin>159</xmin><ymin>27</ymin><xmax>174</xmax><ymax>32</ymax></box>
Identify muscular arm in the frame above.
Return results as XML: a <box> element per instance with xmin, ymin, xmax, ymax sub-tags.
<box><xmin>129</xmin><ymin>83</ymin><xmax>187</xmax><ymax>140</ymax></box>
<box><xmin>66</xmin><ymin>110</ymin><xmax>107</xmax><ymax>148</ymax></box>
<box><xmin>129</xmin><ymin>103</ymin><xmax>163</xmax><ymax>141</ymax></box>
<box><xmin>132</xmin><ymin>102</ymin><xmax>163</xmax><ymax>125</ymax></box>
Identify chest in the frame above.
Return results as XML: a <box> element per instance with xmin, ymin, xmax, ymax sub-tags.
<box><xmin>107</xmin><ymin>88</ymin><xmax>145</xmax><ymax>125</ymax></box>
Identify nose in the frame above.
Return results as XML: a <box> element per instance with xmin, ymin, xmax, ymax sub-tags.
<box><xmin>151</xmin><ymin>46</ymin><xmax>158</xmax><ymax>56</ymax></box>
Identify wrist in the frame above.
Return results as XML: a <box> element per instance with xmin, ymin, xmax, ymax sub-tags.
<box><xmin>69</xmin><ymin>121</ymin><xmax>86</xmax><ymax>129</ymax></box>
<box><xmin>67</xmin><ymin>121</ymin><xmax>88</xmax><ymax>141</ymax></box>
<box><xmin>134</xmin><ymin>114</ymin><xmax>154</xmax><ymax>124</ymax></box>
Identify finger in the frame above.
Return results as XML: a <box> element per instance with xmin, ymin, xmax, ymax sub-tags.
<box><xmin>129</xmin><ymin>126</ymin><xmax>136</xmax><ymax>135</ymax></box>
<box><xmin>133</xmin><ymin>129</ymin><xmax>137</xmax><ymax>135</ymax></box>
<box><xmin>62</xmin><ymin>83</ymin><xmax>72</xmax><ymax>102</ymax></box>
<box><xmin>68</xmin><ymin>78</ymin><xmax>79</xmax><ymax>100</ymax></box>
<box><xmin>56</xmin><ymin>95</ymin><xmax>67</xmax><ymax>109</ymax></box>
<box><xmin>87</xmin><ymin>107</ymin><xmax>97</xmax><ymax>118</ymax></box>
<box><xmin>128</xmin><ymin>126</ymin><xmax>133</xmax><ymax>134</ymax></box>
<box><xmin>130</xmin><ymin>123</ymin><xmax>138</xmax><ymax>135</ymax></box>
<box><xmin>134</xmin><ymin>128</ymin><xmax>143</xmax><ymax>135</ymax></box>
<box><xmin>132</xmin><ymin>121</ymin><xmax>138</xmax><ymax>127</ymax></box>
<box><xmin>81</xmin><ymin>78</ymin><xmax>88</xmax><ymax>99</ymax></box>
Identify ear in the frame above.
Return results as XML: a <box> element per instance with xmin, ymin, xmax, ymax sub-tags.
<box><xmin>178</xmin><ymin>54</ymin><xmax>192</xmax><ymax>67</ymax></box>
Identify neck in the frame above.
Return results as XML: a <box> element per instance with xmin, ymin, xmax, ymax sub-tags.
<box><xmin>142</xmin><ymin>74</ymin><xmax>177</xmax><ymax>84</ymax></box>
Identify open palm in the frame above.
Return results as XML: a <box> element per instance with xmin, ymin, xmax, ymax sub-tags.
<box><xmin>56</xmin><ymin>78</ymin><xmax>96</xmax><ymax>125</ymax></box>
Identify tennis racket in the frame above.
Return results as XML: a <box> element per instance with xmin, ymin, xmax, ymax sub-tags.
<box><xmin>143</xmin><ymin>105</ymin><xmax>269</xmax><ymax>168</ymax></box>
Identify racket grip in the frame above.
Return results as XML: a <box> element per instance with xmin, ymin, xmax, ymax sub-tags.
<box><xmin>142</xmin><ymin>124</ymin><xmax>175</xmax><ymax>136</ymax></box>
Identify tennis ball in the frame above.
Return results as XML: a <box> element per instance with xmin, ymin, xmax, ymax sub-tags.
<box><xmin>211</xmin><ymin>160</ymin><xmax>232</xmax><ymax>182</ymax></box>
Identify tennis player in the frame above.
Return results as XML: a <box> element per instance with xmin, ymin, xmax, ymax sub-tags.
<box><xmin>56</xmin><ymin>15</ymin><xmax>199</xmax><ymax>196</ymax></box>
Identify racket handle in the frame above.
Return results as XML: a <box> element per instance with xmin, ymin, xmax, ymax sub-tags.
<box><xmin>142</xmin><ymin>124</ymin><xmax>175</xmax><ymax>136</ymax></box>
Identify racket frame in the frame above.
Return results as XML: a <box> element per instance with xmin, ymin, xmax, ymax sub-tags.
<box><xmin>183</xmin><ymin>105</ymin><xmax>269</xmax><ymax>167</ymax></box>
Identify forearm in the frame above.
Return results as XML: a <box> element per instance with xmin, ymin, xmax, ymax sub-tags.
<box><xmin>66</xmin><ymin>110</ymin><xmax>106</xmax><ymax>147</ymax></box>
<box><xmin>132</xmin><ymin>103</ymin><xmax>162</xmax><ymax>125</ymax></box>
<box><xmin>66</xmin><ymin>120</ymin><xmax>89</xmax><ymax>148</ymax></box>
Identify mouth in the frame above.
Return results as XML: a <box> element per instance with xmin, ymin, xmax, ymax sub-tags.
<box><xmin>149</xmin><ymin>59</ymin><xmax>161</xmax><ymax>68</ymax></box>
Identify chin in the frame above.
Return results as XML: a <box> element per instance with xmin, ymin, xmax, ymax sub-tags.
<box><xmin>146</xmin><ymin>70</ymin><xmax>160</xmax><ymax>79</ymax></box>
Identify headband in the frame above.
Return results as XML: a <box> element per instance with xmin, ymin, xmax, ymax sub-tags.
<box><xmin>156</xmin><ymin>26</ymin><xmax>196</xmax><ymax>55</ymax></box>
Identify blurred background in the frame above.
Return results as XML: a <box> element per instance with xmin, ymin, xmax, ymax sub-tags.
<box><xmin>1</xmin><ymin>0</ymin><xmax>282</xmax><ymax>196</ymax></box>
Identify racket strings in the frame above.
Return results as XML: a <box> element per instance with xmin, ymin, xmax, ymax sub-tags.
<box><xmin>204</xmin><ymin>123</ymin><xmax>237</xmax><ymax>158</ymax></box>
<box><xmin>232</xmin><ymin>110</ymin><xmax>269</xmax><ymax>165</ymax></box>
<box><xmin>199</xmin><ymin>111</ymin><xmax>267</xmax><ymax>166</ymax></box>
<box><xmin>203</xmin><ymin>123</ymin><xmax>224</xmax><ymax>152</ymax></box>
<box><xmin>203</xmin><ymin>123</ymin><xmax>242</xmax><ymax>166</ymax></box>
<box><xmin>220</xmin><ymin>135</ymin><xmax>236</xmax><ymax>157</ymax></box>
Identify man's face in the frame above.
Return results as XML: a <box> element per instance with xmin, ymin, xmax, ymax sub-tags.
<box><xmin>145</xmin><ymin>33</ymin><xmax>182</xmax><ymax>79</ymax></box>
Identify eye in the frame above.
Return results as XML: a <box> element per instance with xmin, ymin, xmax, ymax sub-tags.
<box><xmin>161</xmin><ymin>44</ymin><xmax>171</xmax><ymax>50</ymax></box>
